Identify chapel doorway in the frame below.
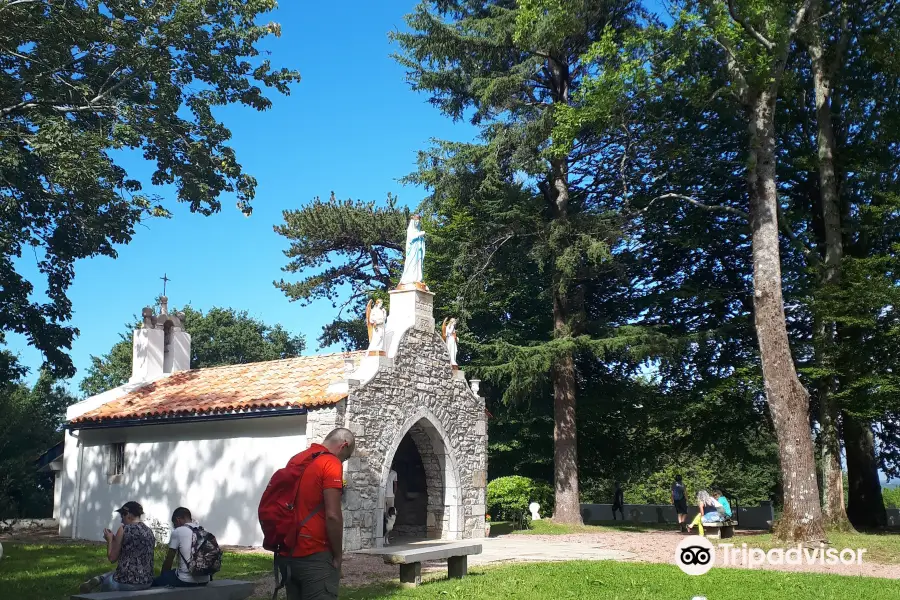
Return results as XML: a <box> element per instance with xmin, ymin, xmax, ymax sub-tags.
<box><xmin>383</xmin><ymin>416</ymin><xmax>458</xmax><ymax>545</ymax></box>
<box><xmin>390</xmin><ymin>434</ymin><xmax>428</xmax><ymax>540</ymax></box>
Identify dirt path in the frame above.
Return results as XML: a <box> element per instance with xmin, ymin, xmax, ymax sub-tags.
<box><xmin>516</xmin><ymin>530</ymin><xmax>900</xmax><ymax>578</ymax></box>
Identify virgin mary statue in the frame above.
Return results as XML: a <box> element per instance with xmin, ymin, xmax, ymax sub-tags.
<box><xmin>398</xmin><ymin>216</ymin><xmax>425</xmax><ymax>285</ymax></box>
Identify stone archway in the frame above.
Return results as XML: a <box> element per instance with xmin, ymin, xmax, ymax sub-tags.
<box><xmin>377</xmin><ymin>408</ymin><xmax>461</xmax><ymax>546</ymax></box>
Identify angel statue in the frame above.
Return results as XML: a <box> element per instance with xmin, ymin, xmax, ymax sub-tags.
<box><xmin>441</xmin><ymin>317</ymin><xmax>458</xmax><ymax>368</ymax></box>
<box><xmin>398</xmin><ymin>215</ymin><xmax>425</xmax><ymax>286</ymax></box>
<box><xmin>365</xmin><ymin>298</ymin><xmax>387</xmax><ymax>354</ymax></box>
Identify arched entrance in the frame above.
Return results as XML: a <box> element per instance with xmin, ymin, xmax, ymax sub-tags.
<box><xmin>378</xmin><ymin>410</ymin><xmax>460</xmax><ymax>546</ymax></box>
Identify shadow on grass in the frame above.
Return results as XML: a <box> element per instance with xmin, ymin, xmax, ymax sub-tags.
<box><xmin>0</xmin><ymin>542</ymin><xmax>274</xmax><ymax>600</ymax></box>
<box><xmin>343</xmin><ymin>572</ymin><xmax>487</xmax><ymax>599</ymax></box>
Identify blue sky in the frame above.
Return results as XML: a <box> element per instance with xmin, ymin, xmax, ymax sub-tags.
<box><xmin>7</xmin><ymin>1</ymin><xmax>477</xmax><ymax>392</ymax></box>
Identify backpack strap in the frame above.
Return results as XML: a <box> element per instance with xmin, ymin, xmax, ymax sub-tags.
<box><xmin>176</xmin><ymin>525</ymin><xmax>203</xmax><ymax>574</ymax></box>
<box><xmin>273</xmin><ymin>556</ymin><xmax>289</xmax><ymax>600</ymax></box>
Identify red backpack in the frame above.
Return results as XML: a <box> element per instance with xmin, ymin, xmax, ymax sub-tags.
<box><xmin>258</xmin><ymin>448</ymin><xmax>329</xmax><ymax>555</ymax></box>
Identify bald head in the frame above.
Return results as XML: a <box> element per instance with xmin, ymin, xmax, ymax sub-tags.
<box><xmin>323</xmin><ymin>428</ymin><xmax>355</xmax><ymax>461</ymax></box>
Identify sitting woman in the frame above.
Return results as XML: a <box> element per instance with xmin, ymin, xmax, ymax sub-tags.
<box><xmin>80</xmin><ymin>501</ymin><xmax>156</xmax><ymax>593</ymax></box>
<box><xmin>685</xmin><ymin>490</ymin><xmax>723</xmax><ymax>535</ymax></box>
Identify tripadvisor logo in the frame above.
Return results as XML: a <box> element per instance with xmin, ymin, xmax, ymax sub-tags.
<box><xmin>675</xmin><ymin>536</ymin><xmax>867</xmax><ymax>575</ymax></box>
<box><xmin>718</xmin><ymin>543</ymin><xmax>867</xmax><ymax>568</ymax></box>
<box><xmin>676</xmin><ymin>536</ymin><xmax>715</xmax><ymax>575</ymax></box>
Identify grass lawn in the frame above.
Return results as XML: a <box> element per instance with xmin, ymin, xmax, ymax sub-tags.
<box><xmin>4</xmin><ymin>536</ymin><xmax>900</xmax><ymax>600</ymax></box>
<box><xmin>0</xmin><ymin>542</ymin><xmax>272</xmax><ymax>600</ymax></box>
<box><xmin>343</xmin><ymin>561</ymin><xmax>900</xmax><ymax>600</ymax></box>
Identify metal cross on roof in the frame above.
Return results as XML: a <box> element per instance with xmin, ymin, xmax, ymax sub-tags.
<box><xmin>160</xmin><ymin>273</ymin><xmax>170</xmax><ymax>296</ymax></box>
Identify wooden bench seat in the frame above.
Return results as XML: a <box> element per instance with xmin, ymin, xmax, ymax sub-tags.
<box><xmin>376</xmin><ymin>543</ymin><xmax>483</xmax><ymax>587</ymax></box>
<box><xmin>70</xmin><ymin>579</ymin><xmax>254</xmax><ymax>600</ymax></box>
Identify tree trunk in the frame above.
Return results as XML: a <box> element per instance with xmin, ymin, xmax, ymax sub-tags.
<box><xmin>546</xmin><ymin>55</ymin><xmax>582</xmax><ymax>525</ymax></box>
<box><xmin>808</xmin><ymin>10</ymin><xmax>850</xmax><ymax>528</ymax></box>
<box><xmin>549</xmin><ymin>152</ymin><xmax>582</xmax><ymax>524</ymax></box>
<box><xmin>551</xmin><ymin>330</ymin><xmax>581</xmax><ymax>523</ymax></box>
<box><xmin>844</xmin><ymin>413</ymin><xmax>887</xmax><ymax>529</ymax></box>
<box><xmin>748</xmin><ymin>91</ymin><xmax>826</xmax><ymax>542</ymax></box>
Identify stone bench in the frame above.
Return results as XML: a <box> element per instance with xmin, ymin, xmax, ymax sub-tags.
<box><xmin>701</xmin><ymin>520</ymin><xmax>738</xmax><ymax>539</ymax></box>
<box><xmin>379</xmin><ymin>543</ymin><xmax>483</xmax><ymax>587</ymax></box>
<box><xmin>70</xmin><ymin>579</ymin><xmax>254</xmax><ymax>600</ymax></box>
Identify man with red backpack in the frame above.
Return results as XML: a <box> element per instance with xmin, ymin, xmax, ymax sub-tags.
<box><xmin>259</xmin><ymin>428</ymin><xmax>355</xmax><ymax>600</ymax></box>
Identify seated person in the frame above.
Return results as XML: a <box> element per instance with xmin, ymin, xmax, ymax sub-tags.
<box><xmin>713</xmin><ymin>488</ymin><xmax>732</xmax><ymax>519</ymax></box>
<box><xmin>80</xmin><ymin>501</ymin><xmax>155</xmax><ymax>593</ymax></box>
<box><xmin>153</xmin><ymin>507</ymin><xmax>211</xmax><ymax>587</ymax></box>
<box><xmin>685</xmin><ymin>490</ymin><xmax>723</xmax><ymax>534</ymax></box>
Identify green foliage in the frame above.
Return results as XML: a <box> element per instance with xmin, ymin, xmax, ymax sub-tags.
<box><xmin>80</xmin><ymin>304</ymin><xmax>305</xmax><ymax>396</ymax></box>
<box><xmin>487</xmin><ymin>476</ymin><xmax>554</xmax><ymax>522</ymax></box>
<box><xmin>0</xmin><ymin>0</ymin><xmax>299</xmax><ymax>377</ymax></box>
<box><xmin>0</xmin><ymin>373</ymin><xmax>75</xmax><ymax>518</ymax></box>
<box><xmin>274</xmin><ymin>193</ymin><xmax>408</xmax><ymax>350</ymax></box>
<box><xmin>883</xmin><ymin>487</ymin><xmax>900</xmax><ymax>509</ymax></box>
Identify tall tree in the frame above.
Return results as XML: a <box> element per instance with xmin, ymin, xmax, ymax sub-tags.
<box><xmin>1</xmin><ymin>0</ymin><xmax>299</xmax><ymax>378</ymax></box>
<box><xmin>80</xmin><ymin>304</ymin><xmax>305</xmax><ymax>396</ymax></box>
<box><xmin>565</xmin><ymin>0</ymin><xmax>828</xmax><ymax>537</ymax></box>
<box><xmin>779</xmin><ymin>0</ymin><xmax>900</xmax><ymax>528</ymax></box>
<box><xmin>803</xmin><ymin>0</ymin><xmax>850</xmax><ymax>527</ymax></box>
<box><xmin>706</xmin><ymin>0</ymin><xmax>826</xmax><ymax>541</ymax></box>
<box><xmin>393</xmin><ymin>0</ymin><xmax>645</xmax><ymax>523</ymax></box>
<box><xmin>0</xmin><ymin>372</ymin><xmax>75</xmax><ymax>518</ymax></box>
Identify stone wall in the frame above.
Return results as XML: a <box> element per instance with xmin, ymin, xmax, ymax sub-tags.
<box><xmin>305</xmin><ymin>404</ymin><xmax>343</xmax><ymax>444</ymax></box>
<box><xmin>340</xmin><ymin>325</ymin><xmax>487</xmax><ymax>550</ymax></box>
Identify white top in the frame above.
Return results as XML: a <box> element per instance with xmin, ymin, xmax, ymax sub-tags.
<box><xmin>386</xmin><ymin>470</ymin><xmax>398</xmax><ymax>498</ymax></box>
<box><xmin>169</xmin><ymin>522</ymin><xmax>211</xmax><ymax>583</ymax></box>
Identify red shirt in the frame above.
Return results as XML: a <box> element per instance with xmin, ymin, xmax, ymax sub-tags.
<box><xmin>291</xmin><ymin>444</ymin><xmax>343</xmax><ymax>557</ymax></box>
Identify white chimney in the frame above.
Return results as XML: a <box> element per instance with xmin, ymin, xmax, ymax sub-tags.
<box><xmin>131</xmin><ymin>296</ymin><xmax>191</xmax><ymax>382</ymax></box>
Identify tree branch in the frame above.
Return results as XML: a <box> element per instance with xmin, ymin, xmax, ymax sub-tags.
<box><xmin>1</xmin><ymin>101</ymin><xmax>117</xmax><ymax>118</ymax></box>
<box><xmin>642</xmin><ymin>193</ymin><xmax>750</xmax><ymax>219</ymax></box>
<box><xmin>772</xmin><ymin>0</ymin><xmax>815</xmax><ymax>88</ymax></box>
<box><xmin>726</xmin><ymin>0</ymin><xmax>775</xmax><ymax>50</ymax></box>
<box><xmin>713</xmin><ymin>37</ymin><xmax>750</xmax><ymax>104</ymax></box>
<box><xmin>0</xmin><ymin>0</ymin><xmax>40</xmax><ymax>15</ymax></box>
<box><xmin>827</xmin><ymin>8</ymin><xmax>851</xmax><ymax>81</ymax></box>
<box><xmin>776</xmin><ymin>203</ymin><xmax>821</xmax><ymax>266</ymax></box>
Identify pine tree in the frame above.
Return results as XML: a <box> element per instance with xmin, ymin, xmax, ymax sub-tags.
<box><xmin>393</xmin><ymin>0</ymin><xmax>646</xmax><ymax>523</ymax></box>
<box><xmin>273</xmin><ymin>193</ymin><xmax>408</xmax><ymax>349</ymax></box>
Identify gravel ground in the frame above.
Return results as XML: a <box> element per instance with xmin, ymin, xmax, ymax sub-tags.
<box><xmin>518</xmin><ymin>530</ymin><xmax>900</xmax><ymax>579</ymax></box>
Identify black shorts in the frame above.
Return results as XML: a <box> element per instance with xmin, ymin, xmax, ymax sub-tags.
<box><xmin>674</xmin><ymin>498</ymin><xmax>688</xmax><ymax>515</ymax></box>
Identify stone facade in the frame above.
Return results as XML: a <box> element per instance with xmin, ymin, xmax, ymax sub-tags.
<box><xmin>308</xmin><ymin>288</ymin><xmax>487</xmax><ymax>551</ymax></box>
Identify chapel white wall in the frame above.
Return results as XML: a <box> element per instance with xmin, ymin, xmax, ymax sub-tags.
<box><xmin>62</xmin><ymin>415</ymin><xmax>310</xmax><ymax>546</ymax></box>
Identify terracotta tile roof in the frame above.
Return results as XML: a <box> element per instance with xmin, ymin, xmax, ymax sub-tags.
<box><xmin>70</xmin><ymin>352</ymin><xmax>363</xmax><ymax>425</ymax></box>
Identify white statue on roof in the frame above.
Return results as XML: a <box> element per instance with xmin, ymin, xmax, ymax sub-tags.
<box><xmin>398</xmin><ymin>215</ymin><xmax>425</xmax><ymax>287</ymax></box>
<box><xmin>365</xmin><ymin>298</ymin><xmax>387</xmax><ymax>355</ymax></box>
<box><xmin>441</xmin><ymin>317</ymin><xmax>458</xmax><ymax>369</ymax></box>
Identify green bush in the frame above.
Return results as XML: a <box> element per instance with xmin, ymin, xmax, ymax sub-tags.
<box><xmin>884</xmin><ymin>486</ymin><xmax>900</xmax><ymax>509</ymax></box>
<box><xmin>487</xmin><ymin>476</ymin><xmax>554</xmax><ymax>522</ymax></box>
